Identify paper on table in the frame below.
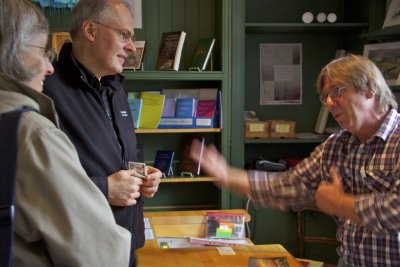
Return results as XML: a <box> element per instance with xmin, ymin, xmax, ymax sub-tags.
<box><xmin>145</xmin><ymin>229</ymin><xmax>154</xmax><ymax>240</ymax></box>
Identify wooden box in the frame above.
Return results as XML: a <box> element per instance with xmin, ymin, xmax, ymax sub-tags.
<box><xmin>269</xmin><ymin>120</ymin><xmax>296</xmax><ymax>138</ymax></box>
<box><xmin>245</xmin><ymin>121</ymin><xmax>269</xmax><ymax>139</ymax></box>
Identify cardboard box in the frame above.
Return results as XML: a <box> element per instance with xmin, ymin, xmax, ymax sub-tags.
<box><xmin>245</xmin><ymin>121</ymin><xmax>269</xmax><ymax>139</ymax></box>
<box><xmin>269</xmin><ymin>120</ymin><xmax>296</xmax><ymax>138</ymax></box>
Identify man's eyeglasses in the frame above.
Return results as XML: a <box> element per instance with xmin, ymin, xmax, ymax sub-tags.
<box><xmin>91</xmin><ymin>21</ymin><xmax>135</xmax><ymax>43</ymax></box>
<box><xmin>26</xmin><ymin>44</ymin><xmax>56</xmax><ymax>62</ymax></box>
<box><xmin>319</xmin><ymin>86</ymin><xmax>346</xmax><ymax>104</ymax></box>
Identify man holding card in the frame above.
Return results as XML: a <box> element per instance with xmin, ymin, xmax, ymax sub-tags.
<box><xmin>43</xmin><ymin>0</ymin><xmax>162</xmax><ymax>266</ymax></box>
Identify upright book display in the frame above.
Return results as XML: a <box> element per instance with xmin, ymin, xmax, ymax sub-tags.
<box><xmin>153</xmin><ymin>150</ymin><xmax>174</xmax><ymax>177</ymax></box>
<box><xmin>156</xmin><ymin>31</ymin><xmax>186</xmax><ymax>71</ymax></box>
<box><xmin>188</xmin><ymin>38</ymin><xmax>215</xmax><ymax>71</ymax></box>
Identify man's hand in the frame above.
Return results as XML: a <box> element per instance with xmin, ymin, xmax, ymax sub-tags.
<box><xmin>140</xmin><ymin>166</ymin><xmax>162</xmax><ymax>198</ymax></box>
<box><xmin>316</xmin><ymin>167</ymin><xmax>360</xmax><ymax>223</ymax></box>
<box><xmin>316</xmin><ymin>166</ymin><xmax>344</xmax><ymax>215</ymax></box>
<box><xmin>108</xmin><ymin>170</ymin><xmax>143</xmax><ymax>206</ymax></box>
<box><xmin>189</xmin><ymin>139</ymin><xmax>229</xmax><ymax>187</ymax></box>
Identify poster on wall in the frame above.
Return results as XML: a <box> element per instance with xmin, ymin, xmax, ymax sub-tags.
<box><xmin>132</xmin><ymin>0</ymin><xmax>142</xmax><ymax>29</ymax></box>
<box><xmin>259</xmin><ymin>43</ymin><xmax>302</xmax><ymax>105</ymax></box>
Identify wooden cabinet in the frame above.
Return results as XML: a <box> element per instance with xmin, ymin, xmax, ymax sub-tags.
<box><xmin>44</xmin><ymin>0</ymin><xmax>232</xmax><ymax>212</ymax></box>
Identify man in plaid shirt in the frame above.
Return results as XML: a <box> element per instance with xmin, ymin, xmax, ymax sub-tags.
<box><xmin>190</xmin><ymin>55</ymin><xmax>400</xmax><ymax>267</ymax></box>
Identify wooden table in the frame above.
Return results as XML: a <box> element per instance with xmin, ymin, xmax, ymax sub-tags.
<box><xmin>137</xmin><ymin>209</ymin><xmax>302</xmax><ymax>267</ymax></box>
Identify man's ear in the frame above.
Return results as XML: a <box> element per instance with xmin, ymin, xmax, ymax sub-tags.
<box><xmin>82</xmin><ymin>20</ymin><xmax>96</xmax><ymax>41</ymax></box>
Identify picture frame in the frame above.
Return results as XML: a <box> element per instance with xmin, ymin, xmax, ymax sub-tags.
<box><xmin>259</xmin><ymin>43</ymin><xmax>302</xmax><ymax>105</ymax></box>
<box><xmin>363</xmin><ymin>41</ymin><xmax>400</xmax><ymax>86</ymax></box>
<box><xmin>51</xmin><ymin>31</ymin><xmax>71</xmax><ymax>58</ymax></box>
<box><xmin>123</xmin><ymin>41</ymin><xmax>146</xmax><ymax>70</ymax></box>
<box><xmin>383</xmin><ymin>0</ymin><xmax>400</xmax><ymax>28</ymax></box>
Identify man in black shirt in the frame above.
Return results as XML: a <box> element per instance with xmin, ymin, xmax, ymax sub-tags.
<box><xmin>44</xmin><ymin>0</ymin><xmax>162</xmax><ymax>266</ymax></box>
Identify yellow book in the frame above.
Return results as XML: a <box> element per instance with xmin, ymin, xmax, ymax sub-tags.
<box><xmin>139</xmin><ymin>92</ymin><xmax>165</xmax><ymax>129</ymax></box>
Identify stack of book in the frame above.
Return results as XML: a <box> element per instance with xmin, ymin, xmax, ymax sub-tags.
<box><xmin>128</xmin><ymin>89</ymin><xmax>221</xmax><ymax>129</ymax></box>
<box><xmin>158</xmin><ymin>88</ymin><xmax>220</xmax><ymax>129</ymax></box>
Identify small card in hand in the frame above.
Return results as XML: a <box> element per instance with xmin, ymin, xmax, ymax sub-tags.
<box><xmin>129</xmin><ymin>162</ymin><xmax>148</xmax><ymax>179</ymax></box>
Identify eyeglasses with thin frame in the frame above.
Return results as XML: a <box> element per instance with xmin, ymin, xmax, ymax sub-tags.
<box><xmin>91</xmin><ymin>21</ymin><xmax>135</xmax><ymax>43</ymax></box>
<box><xmin>26</xmin><ymin>44</ymin><xmax>56</xmax><ymax>62</ymax></box>
<box><xmin>319</xmin><ymin>86</ymin><xmax>346</xmax><ymax>104</ymax></box>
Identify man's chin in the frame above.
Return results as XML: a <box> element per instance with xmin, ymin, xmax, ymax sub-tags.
<box><xmin>115</xmin><ymin>65</ymin><xmax>124</xmax><ymax>74</ymax></box>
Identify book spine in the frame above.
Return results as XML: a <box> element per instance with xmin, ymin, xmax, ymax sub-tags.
<box><xmin>173</xmin><ymin>31</ymin><xmax>186</xmax><ymax>71</ymax></box>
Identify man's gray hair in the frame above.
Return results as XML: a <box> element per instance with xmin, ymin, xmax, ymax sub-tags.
<box><xmin>69</xmin><ymin>0</ymin><xmax>134</xmax><ymax>40</ymax></box>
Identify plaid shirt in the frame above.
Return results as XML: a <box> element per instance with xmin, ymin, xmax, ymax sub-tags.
<box><xmin>249</xmin><ymin>108</ymin><xmax>400</xmax><ymax>267</ymax></box>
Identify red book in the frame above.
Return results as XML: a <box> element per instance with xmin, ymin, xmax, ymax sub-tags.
<box><xmin>196</xmin><ymin>99</ymin><xmax>216</xmax><ymax>117</ymax></box>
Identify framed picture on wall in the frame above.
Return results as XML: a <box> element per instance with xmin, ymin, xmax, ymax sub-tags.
<box><xmin>259</xmin><ymin>43</ymin><xmax>302</xmax><ymax>105</ymax></box>
<box><xmin>383</xmin><ymin>0</ymin><xmax>400</xmax><ymax>28</ymax></box>
<box><xmin>123</xmin><ymin>41</ymin><xmax>145</xmax><ymax>70</ymax></box>
<box><xmin>363</xmin><ymin>41</ymin><xmax>400</xmax><ymax>86</ymax></box>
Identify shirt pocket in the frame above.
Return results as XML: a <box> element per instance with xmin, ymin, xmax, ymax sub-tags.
<box><xmin>364</xmin><ymin>169</ymin><xmax>395</xmax><ymax>192</ymax></box>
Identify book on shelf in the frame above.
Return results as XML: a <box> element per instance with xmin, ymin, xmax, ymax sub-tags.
<box><xmin>153</xmin><ymin>150</ymin><xmax>174</xmax><ymax>177</ymax></box>
<box><xmin>188</xmin><ymin>37</ymin><xmax>215</xmax><ymax>71</ymax></box>
<box><xmin>196</xmin><ymin>99</ymin><xmax>216</xmax><ymax>117</ymax></box>
<box><xmin>128</xmin><ymin>98</ymin><xmax>143</xmax><ymax>129</ymax></box>
<box><xmin>175</xmin><ymin>97</ymin><xmax>197</xmax><ymax>118</ymax></box>
<box><xmin>139</xmin><ymin>91</ymin><xmax>165</xmax><ymax>129</ymax></box>
<box><xmin>161</xmin><ymin>97</ymin><xmax>176</xmax><ymax>117</ymax></box>
<box><xmin>156</xmin><ymin>31</ymin><xmax>186</xmax><ymax>71</ymax></box>
<box><xmin>178</xmin><ymin>137</ymin><xmax>204</xmax><ymax>176</ymax></box>
<box><xmin>158</xmin><ymin>88</ymin><xmax>220</xmax><ymax>129</ymax></box>
<box><xmin>123</xmin><ymin>40</ymin><xmax>145</xmax><ymax>70</ymax></box>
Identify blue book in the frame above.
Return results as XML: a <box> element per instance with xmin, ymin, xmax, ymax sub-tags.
<box><xmin>153</xmin><ymin>150</ymin><xmax>174</xmax><ymax>177</ymax></box>
<box><xmin>128</xmin><ymin>98</ymin><xmax>142</xmax><ymax>129</ymax></box>
<box><xmin>175</xmin><ymin>97</ymin><xmax>196</xmax><ymax>118</ymax></box>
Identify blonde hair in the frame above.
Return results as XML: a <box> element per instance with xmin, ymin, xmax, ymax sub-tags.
<box><xmin>316</xmin><ymin>54</ymin><xmax>398</xmax><ymax>111</ymax></box>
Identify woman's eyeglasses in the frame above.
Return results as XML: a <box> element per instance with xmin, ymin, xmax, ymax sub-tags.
<box><xmin>26</xmin><ymin>44</ymin><xmax>56</xmax><ymax>62</ymax></box>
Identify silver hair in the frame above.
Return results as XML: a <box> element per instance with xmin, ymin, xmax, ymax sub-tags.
<box><xmin>69</xmin><ymin>0</ymin><xmax>134</xmax><ymax>40</ymax></box>
<box><xmin>0</xmin><ymin>0</ymin><xmax>49</xmax><ymax>82</ymax></box>
<box><xmin>316</xmin><ymin>54</ymin><xmax>398</xmax><ymax>111</ymax></box>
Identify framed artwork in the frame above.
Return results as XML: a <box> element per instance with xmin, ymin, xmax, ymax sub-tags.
<box><xmin>259</xmin><ymin>43</ymin><xmax>302</xmax><ymax>105</ymax></box>
<box><xmin>123</xmin><ymin>41</ymin><xmax>146</xmax><ymax>70</ymax></box>
<box><xmin>363</xmin><ymin>41</ymin><xmax>400</xmax><ymax>86</ymax></box>
<box><xmin>383</xmin><ymin>0</ymin><xmax>400</xmax><ymax>28</ymax></box>
<box><xmin>51</xmin><ymin>31</ymin><xmax>71</xmax><ymax>58</ymax></box>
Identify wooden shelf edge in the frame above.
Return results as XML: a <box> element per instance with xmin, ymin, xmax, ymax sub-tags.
<box><xmin>245</xmin><ymin>137</ymin><xmax>326</xmax><ymax>144</ymax></box>
<box><xmin>122</xmin><ymin>71</ymin><xmax>225</xmax><ymax>80</ymax></box>
<box><xmin>359</xmin><ymin>25</ymin><xmax>400</xmax><ymax>40</ymax></box>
